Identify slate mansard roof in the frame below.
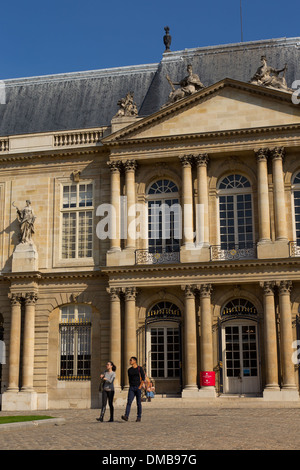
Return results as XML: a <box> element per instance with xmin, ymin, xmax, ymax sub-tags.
<box><xmin>1</xmin><ymin>36</ymin><xmax>300</xmax><ymax>137</ymax></box>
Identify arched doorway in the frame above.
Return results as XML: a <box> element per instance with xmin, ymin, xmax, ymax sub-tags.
<box><xmin>220</xmin><ymin>299</ymin><xmax>261</xmax><ymax>395</ymax></box>
<box><xmin>145</xmin><ymin>301</ymin><xmax>182</xmax><ymax>395</ymax></box>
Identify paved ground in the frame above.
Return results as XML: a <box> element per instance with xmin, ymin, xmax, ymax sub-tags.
<box><xmin>1</xmin><ymin>399</ymin><xmax>300</xmax><ymax>451</ymax></box>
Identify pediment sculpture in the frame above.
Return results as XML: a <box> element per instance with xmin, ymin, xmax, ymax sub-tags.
<box><xmin>250</xmin><ymin>56</ymin><xmax>290</xmax><ymax>92</ymax></box>
<box><xmin>114</xmin><ymin>91</ymin><xmax>138</xmax><ymax>118</ymax></box>
<box><xmin>162</xmin><ymin>64</ymin><xmax>205</xmax><ymax>108</ymax></box>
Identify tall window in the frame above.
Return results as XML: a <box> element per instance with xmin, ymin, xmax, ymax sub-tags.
<box><xmin>61</xmin><ymin>183</ymin><xmax>93</xmax><ymax>259</ymax></box>
<box><xmin>59</xmin><ymin>305</ymin><xmax>92</xmax><ymax>380</ymax></box>
<box><xmin>147</xmin><ymin>179</ymin><xmax>180</xmax><ymax>253</ymax></box>
<box><xmin>293</xmin><ymin>172</ymin><xmax>300</xmax><ymax>246</ymax></box>
<box><xmin>218</xmin><ymin>174</ymin><xmax>254</xmax><ymax>250</ymax></box>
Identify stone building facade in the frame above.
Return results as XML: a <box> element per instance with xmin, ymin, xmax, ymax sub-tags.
<box><xmin>0</xmin><ymin>37</ymin><xmax>300</xmax><ymax>410</ymax></box>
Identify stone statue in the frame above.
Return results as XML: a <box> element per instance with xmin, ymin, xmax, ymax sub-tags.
<box><xmin>250</xmin><ymin>56</ymin><xmax>290</xmax><ymax>91</ymax></box>
<box><xmin>163</xmin><ymin>26</ymin><xmax>171</xmax><ymax>52</ymax></box>
<box><xmin>162</xmin><ymin>64</ymin><xmax>205</xmax><ymax>108</ymax></box>
<box><xmin>13</xmin><ymin>200</ymin><xmax>36</xmax><ymax>244</ymax></box>
<box><xmin>114</xmin><ymin>91</ymin><xmax>138</xmax><ymax>118</ymax></box>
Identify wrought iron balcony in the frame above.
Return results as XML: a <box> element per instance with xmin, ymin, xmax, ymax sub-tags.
<box><xmin>289</xmin><ymin>241</ymin><xmax>300</xmax><ymax>257</ymax></box>
<box><xmin>210</xmin><ymin>244</ymin><xmax>257</xmax><ymax>261</ymax></box>
<box><xmin>135</xmin><ymin>248</ymin><xmax>180</xmax><ymax>265</ymax></box>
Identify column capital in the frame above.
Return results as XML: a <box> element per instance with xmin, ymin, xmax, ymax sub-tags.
<box><xmin>260</xmin><ymin>281</ymin><xmax>275</xmax><ymax>295</ymax></box>
<box><xmin>277</xmin><ymin>280</ymin><xmax>292</xmax><ymax>295</ymax></box>
<box><xmin>123</xmin><ymin>286</ymin><xmax>137</xmax><ymax>301</ymax></box>
<box><xmin>179</xmin><ymin>155</ymin><xmax>193</xmax><ymax>167</ymax></box>
<box><xmin>271</xmin><ymin>146</ymin><xmax>285</xmax><ymax>161</ymax></box>
<box><xmin>182</xmin><ymin>284</ymin><xmax>196</xmax><ymax>298</ymax></box>
<box><xmin>8</xmin><ymin>293</ymin><xmax>23</xmax><ymax>305</ymax></box>
<box><xmin>107</xmin><ymin>160</ymin><xmax>122</xmax><ymax>173</ymax></box>
<box><xmin>199</xmin><ymin>283</ymin><xmax>213</xmax><ymax>298</ymax></box>
<box><xmin>194</xmin><ymin>153</ymin><xmax>209</xmax><ymax>167</ymax></box>
<box><xmin>255</xmin><ymin>147</ymin><xmax>270</xmax><ymax>162</ymax></box>
<box><xmin>107</xmin><ymin>287</ymin><xmax>122</xmax><ymax>301</ymax></box>
<box><xmin>24</xmin><ymin>292</ymin><xmax>38</xmax><ymax>306</ymax></box>
<box><xmin>123</xmin><ymin>159</ymin><xmax>137</xmax><ymax>172</ymax></box>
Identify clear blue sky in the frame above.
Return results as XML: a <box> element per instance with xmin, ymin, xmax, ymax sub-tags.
<box><xmin>1</xmin><ymin>0</ymin><xmax>299</xmax><ymax>79</ymax></box>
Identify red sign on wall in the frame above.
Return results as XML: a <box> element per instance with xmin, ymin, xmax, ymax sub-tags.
<box><xmin>200</xmin><ymin>371</ymin><xmax>215</xmax><ymax>386</ymax></box>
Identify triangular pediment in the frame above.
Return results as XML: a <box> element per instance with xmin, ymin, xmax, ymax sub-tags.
<box><xmin>103</xmin><ymin>79</ymin><xmax>300</xmax><ymax>143</ymax></box>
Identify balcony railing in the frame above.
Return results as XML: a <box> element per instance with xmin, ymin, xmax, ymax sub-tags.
<box><xmin>135</xmin><ymin>249</ymin><xmax>180</xmax><ymax>265</ymax></box>
<box><xmin>210</xmin><ymin>244</ymin><xmax>257</xmax><ymax>261</ymax></box>
<box><xmin>289</xmin><ymin>241</ymin><xmax>300</xmax><ymax>257</ymax></box>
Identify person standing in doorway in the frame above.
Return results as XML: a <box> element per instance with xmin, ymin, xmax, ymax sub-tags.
<box><xmin>121</xmin><ymin>357</ymin><xmax>145</xmax><ymax>422</ymax></box>
<box><xmin>97</xmin><ymin>361</ymin><xmax>116</xmax><ymax>422</ymax></box>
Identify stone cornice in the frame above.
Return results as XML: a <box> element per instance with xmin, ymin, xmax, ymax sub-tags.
<box><xmin>104</xmin><ymin>123</ymin><xmax>300</xmax><ymax>149</ymax></box>
<box><xmin>2</xmin><ymin>258</ymin><xmax>300</xmax><ymax>285</ymax></box>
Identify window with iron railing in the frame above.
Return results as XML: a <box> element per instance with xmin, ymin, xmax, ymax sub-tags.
<box><xmin>214</xmin><ymin>174</ymin><xmax>255</xmax><ymax>260</ymax></box>
<box><xmin>58</xmin><ymin>305</ymin><xmax>91</xmax><ymax>380</ymax></box>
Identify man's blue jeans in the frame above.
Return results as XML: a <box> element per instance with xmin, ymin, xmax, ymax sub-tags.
<box><xmin>125</xmin><ymin>386</ymin><xmax>142</xmax><ymax>418</ymax></box>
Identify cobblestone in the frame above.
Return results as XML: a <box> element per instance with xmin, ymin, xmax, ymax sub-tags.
<box><xmin>1</xmin><ymin>400</ymin><xmax>300</xmax><ymax>450</ymax></box>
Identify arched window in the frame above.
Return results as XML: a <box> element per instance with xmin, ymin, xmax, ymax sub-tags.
<box><xmin>59</xmin><ymin>304</ymin><xmax>92</xmax><ymax>380</ymax></box>
<box><xmin>218</xmin><ymin>174</ymin><xmax>254</xmax><ymax>251</ymax></box>
<box><xmin>147</xmin><ymin>179</ymin><xmax>180</xmax><ymax>254</ymax></box>
<box><xmin>292</xmin><ymin>172</ymin><xmax>300</xmax><ymax>249</ymax></box>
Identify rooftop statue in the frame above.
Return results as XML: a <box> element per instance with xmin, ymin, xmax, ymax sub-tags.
<box><xmin>250</xmin><ymin>56</ymin><xmax>290</xmax><ymax>91</ymax></box>
<box><xmin>162</xmin><ymin>64</ymin><xmax>205</xmax><ymax>108</ymax></box>
<box><xmin>163</xmin><ymin>26</ymin><xmax>171</xmax><ymax>52</ymax></box>
<box><xmin>12</xmin><ymin>200</ymin><xmax>36</xmax><ymax>245</ymax></box>
<box><xmin>114</xmin><ymin>91</ymin><xmax>138</xmax><ymax>118</ymax></box>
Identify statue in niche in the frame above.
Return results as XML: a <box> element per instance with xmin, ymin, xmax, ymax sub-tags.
<box><xmin>162</xmin><ymin>64</ymin><xmax>205</xmax><ymax>108</ymax></box>
<box><xmin>250</xmin><ymin>56</ymin><xmax>290</xmax><ymax>91</ymax></box>
<box><xmin>163</xmin><ymin>26</ymin><xmax>172</xmax><ymax>52</ymax></box>
<box><xmin>12</xmin><ymin>200</ymin><xmax>36</xmax><ymax>244</ymax></box>
<box><xmin>114</xmin><ymin>91</ymin><xmax>138</xmax><ymax>118</ymax></box>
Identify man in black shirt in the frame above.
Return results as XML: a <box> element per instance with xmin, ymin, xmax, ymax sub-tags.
<box><xmin>122</xmin><ymin>357</ymin><xmax>145</xmax><ymax>422</ymax></box>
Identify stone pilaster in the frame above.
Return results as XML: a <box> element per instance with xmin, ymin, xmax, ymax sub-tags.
<box><xmin>107</xmin><ymin>287</ymin><xmax>122</xmax><ymax>391</ymax></box>
<box><xmin>199</xmin><ymin>284</ymin><xmax>216</xmax><ymax>397</ymax></box>
<box><xmin>107</xmin><ymin>160</ymin><xmax>122</xmax><ymax>252</ymax></box>
<box><xmin>182</xmin><ymin>285</ymin><xmax>198</xmax><ymax>396</ymax></box>
<box><xmin>277</xmin><ymin>281</ymin><xmax>298</xmax><ymax>397</ymax></box>
<box><xmin>124</xmin><ymin>160</ymin><xmax>137</xmax><ymax>251</ymax></box>
<box><xmin>123</xmin><ymin>287</ymin><xmax>137</xmax><ymax>389</ymax></box>
<box><xmin>195</xmin><ymin>154</ymin><xmax>210</xmax><ymax>248</ymax></box>
<box><xmin>260</xmin><ymin>281</ymin><xmax>280</xmax><ymax>398</ymax></box>
<box><xmin>255</xmin><ymin>148</ymin><xmax>271</xmax><ymax>243</ymax></box>
<box><xmin>271</xmin><ymin>147</ymin><xmax>288</xmax><ymax>242</ymax></box>
<box><xmin>21</xmin><ymin>292</ymin><xmax>38</xmax><ymax>392</ymax></box>
<box><xmin>179</xmin><ymin>156</ymin><xmax>194</xmax><ymax>248</ymax></box>
<box><xmin>7</xmin><ymin>293</ymin><xmax>22</xmax><ymax>392</ymax></box>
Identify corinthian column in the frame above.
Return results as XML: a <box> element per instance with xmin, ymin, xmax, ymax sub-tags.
<box><xmin>123</xmin><ymin>287</ymin><xmax>137</xmax><ymax>388</ymax></box>
<box><xmin>7</xmin><ymin>293</ymin><xmax>22</xmax><ymax>392</ymax></box>
<box><xmin>271</xmin><ymin>147</ymin><xmax>288</xmax><ymax>241</ymax></box>
<box><xmin>107</xmin><ymin>161</ymin><xmax>122</xmax><ymax>252</ymax></box>
<box><xmin>179</xmin><ymin>156</ymin><xmax>194</xmax><ymax>248</ymax></box>
<box><xmin>21</xmin><ymin>292</ymin><xmax>38</xmax><ymax>392</ymax></box>
<box><xmin>107</xmin><ymin>287</ymin><xmax>122</xmax><ymax>391</ymax></box>
<box><xmin>255</xmin><ymin>148</ymin><xmax>271</xmax><ymax>243</ymax></box>
<box><xmin>278</xmin><ymin>281</ymin><xmax>297</xmax><ymax>392</ymax></box>
<box><xmin>195</xmin><ymin>154</ymin><xmax>209</xmax><ymax>247</ymax></box>
<box><xmin>260</xmin><ymin>281</ymin><xmax>279</xmax><ymax>393</ymax></box>
<box><xmin>124</xmin><ymin>160</ymin><xmax>137</xmax><ymax>250</ymax></box>
<box><xmin>182</xmin><ymin>285</ymin><xmax>198</xmax><ymax>395</ymax></box>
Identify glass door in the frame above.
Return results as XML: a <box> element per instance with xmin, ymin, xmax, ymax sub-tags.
<box><xmin>222</xmin><ymin>322</ymin><xmax>260</xmax><ymax>395</ymax></box>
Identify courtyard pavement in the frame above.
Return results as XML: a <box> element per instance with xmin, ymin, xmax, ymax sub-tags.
<box><xmin>0</xmin><ymin>398</ymin><xmax>300</xmax><ymax>451</ymax></box>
